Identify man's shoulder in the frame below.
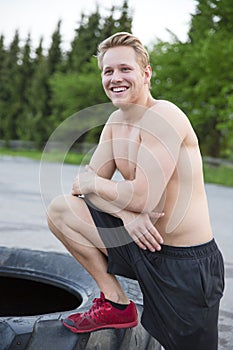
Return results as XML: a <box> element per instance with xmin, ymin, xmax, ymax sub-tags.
<box><xmin>141</xmin><ymin>99</ymin><xmax>194</xmax><ymax>141</ymax></box>
<box><xmin>150</xmin><ymin>99</ymin><xmax>186</xmax><ymax>119</ymax></box>
<box><xmin>106</xmin><ymin>110</ymin><xmax>122</xmax><ymax>124</ymax></box>
<box><xmin>151</xmin><ymin>99</ymin><xmax>193</xmax><ymax>127</ymax></box>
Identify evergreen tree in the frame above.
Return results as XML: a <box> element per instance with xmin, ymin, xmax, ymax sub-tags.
<box><xmin>16</xmin><ymin>34</ymin><xmax>34</xmax><ymax>140</ymax></box>
<box><xmin>47</xmin><ymin>20</ymin><xmax>63</xmax><ymax>74</ymax></box>
<box><xmin>0</xmin><ymin>35</ymin><xmax>6</xmax><ymax>77</ymax></box>
<box><xmin>117</xmin><ymin>0</ymin><xmax>132</xmax><ymax>33</ymax></box>
<box><xmin>68</xmin><ymin>8</ymin><xmax>102</xmax><ymax>72</ymax></box>
<box><xmin>26</xmin><ymin>38</ymin><xmax>52</xmax><ymax>147</ymax></box>
<box><xmin>214</xmin><ymin>0</ymin><xmax>233</xmax><ymax>32</ymax></box>
<box><xmin>100</xmin><ymin>6</ymin><xmax>116</xmax><ymax>40</ymax></box>
<box><xmin>0</xmin><ymin>31</ymin><xmax>21</xmax><ymax>143</ymax></box>
<box><xmin>49</xmin><ymin>1</ymin><xmax>133</xmax><ymax>144</ymax></box>
<box><xmin>68</xmin><ymin>1</ymin><xmax>132</xmax><ymax>73</ymax></box>
<box><xmin>29</xmin><ymin>20</ymin><xmax>64</xmax><ymax>147</ymax></box>
<box><xmin>0</xmin><ymin>35</ymin><xmax>6</xmax><ymax>138</ymax></box>
<box><xmin>101</xmin><ymin>1</ymin><xmax>132</xmax><ymax>41</ymax></box>
<box><xmin>188</xmin><ymin>0</ymin><xmax>216</xmax><ymax>42</ymax></box>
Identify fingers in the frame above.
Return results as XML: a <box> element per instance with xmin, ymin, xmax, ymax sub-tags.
<box><xmin>132</xmin><ymin>224</ymin><xmax>163</xmax><ymax>252</ymax></box>
<box><xmin>124</xmin><ymin>212</ymin><xmax>164</xmax><ymax>252</ymax></box>
<box><xmin>133</xmin><ymin>233</ymin><xmax>160</xmax><ymax>252</ymax></box>
<box><xmin>140</xmin><ymin>231</ymin><xmax>162</xmax><ymax>252</ymax></box>
<box><xmin>148</xmin><ymin>223</ymin><xmax>164</xmax><ymax>244</ymax></box>
<box><xmin>133</xmin><ymin>236</ymin><xmax>148</xmax><ymax>251</ymax></box>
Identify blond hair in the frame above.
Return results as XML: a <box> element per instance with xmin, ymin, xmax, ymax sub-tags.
<box><xmin>97</xmin><ymin>32</ymin><xmax>150</xmax><ymax>71</ymax></box>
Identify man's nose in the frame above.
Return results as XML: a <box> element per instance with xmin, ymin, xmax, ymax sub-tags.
<box><xmin>111</xmin><ymin>70</ymin><xmax>123</xmax><ymax>83</ymax></box>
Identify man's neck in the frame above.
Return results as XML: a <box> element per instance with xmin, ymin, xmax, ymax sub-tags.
<box><xmin>118</xmin><ymin>96</ymin><xmax>156</xmax><ymax>123</ymax></box>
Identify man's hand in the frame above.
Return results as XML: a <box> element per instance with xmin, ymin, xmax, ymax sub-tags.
<box><xmin>121</xmin><ymin>211</ymin><xmax>164</xmax><ymax>252</ymax></box>
<box><xmin>72</xmin><ymin>166</ymin><xmax>96</xmax><ymax>195</ymax></box>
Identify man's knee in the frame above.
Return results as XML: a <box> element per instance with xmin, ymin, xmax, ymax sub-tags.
<box><xmin>47</xmin><ymin>194</ymin><xmax>66</xmax><ymax>216</ymax></box>
<box><xmin>47</xmin><ymin>195</ymin><xmax>85</xmax><ymax>230</ymax></box>
<box><xmin>47</xmin><ymin>195</ymin><xmax>70</xmax><ymax>230</ymax></box>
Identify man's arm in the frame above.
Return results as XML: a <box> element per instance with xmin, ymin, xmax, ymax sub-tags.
<box><xmin>86</xmin><ymin>192</ymin><xmax>164</xmax><ymax>251</ymax></box>
<box><xmin>73</xmin><ymin>102</ymin><xmax>187</xmax><ymax>213</ymax></box>
<box><xmin>87</xmin><ymin>119</ymin><xmax>116</xmax><ymax>179</ymax></box>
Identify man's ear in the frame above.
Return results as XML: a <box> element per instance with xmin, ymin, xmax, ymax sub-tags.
<box><xmin>144</xmin><ymin>65</ymin><xmax>152</xmax><ymax>84</ymax></box>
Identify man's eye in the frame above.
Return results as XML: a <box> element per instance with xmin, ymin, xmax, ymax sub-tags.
<box><xmin>122</xmin><ymin>67</ymin><xmax>130</xmax><ymax>72</ymax></box>
<box><xmin>104</xmin><ymin>70</ymin><xmax>112</xmax><ymax>75</ymax></box>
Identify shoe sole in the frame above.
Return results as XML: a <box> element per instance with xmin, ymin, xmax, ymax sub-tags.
<box><xmin>62</xmin><ymin>319</ymin><xmax>138</xmax><ymax>334</ymax></box>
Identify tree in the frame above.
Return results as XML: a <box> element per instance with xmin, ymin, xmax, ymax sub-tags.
<box><xmin>48</xmin><ymin>1</ymin><xmax>133</xmax><ymax>144</ymax></box>
<box><xmin>100</xmin><ymin>1</ymin><xmax>132</xmax><ymax>40</ymax></box>
<box><xmin>188</xmin><ymin>0</ymin><xmax>216</xmax><ymax>43</ymax></box>
<box><xmin>150</xmin><ymin>0</ymin><xmax>233</xmax><ymax>158</ymax></box>
<box><xmin>0</xmin><ymin>35</ymin><xmax>6</xmax><ymax>138</ymax></box>
<box><xmin>20</xmin><ymin>38</ymin><xmax>51</xmax><ymax>146</ymax></box>
<box><xmin>16</xmin><ymin>34</ymin><xmax>34</xmax><ymax>140</ymax></box>
<box><xmin>49</xmin><ymin>57</ymin><xmax>107</xmax><ymax>125</ymax></box>
<box><xmin>68</xmin><ymin>8</ymin><xmax>102</xmax><ymax>72</ymax></box>
<box><xmin>68</xmin><ymin>1</ymin><xmax>132</xmax><ymax>73</ymax></box>
<box><xmin>47</xmin><ymin>20</ymin><xmax>63</xmax><ymax>74</ymax></box>
<box><xmin>117</xmin><ymin>0</ymin><xmax>132</xmax><ymax>33</ymax></box>
<box><xmin>100</xmin><ymin>6</ymin><xmax>116</xmax><ymax>40</ymax></box>
<box><xmin>0</xmin><ymin>31</ymin><xmax>21</xmax><ymax>143</ymax></box>
<box><xmin>29</xmin><ymin>21</ymin><xmax>64</xmax><ymax>146</ymax></box>
<box><xmin>187</xmin><ymin>0</ymin><xmax>233</xmax><ymax>157</ymax></box>
<box><xmin>212</xmin><ymin>0</ymin><xmax>233</xmax><ymax>33</ymax></box>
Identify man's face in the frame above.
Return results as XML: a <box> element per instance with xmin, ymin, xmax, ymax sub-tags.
<box><xmin>101</xmin><ymin>46</ymin><xmax>149</xmax><ymax>108</ymax></box>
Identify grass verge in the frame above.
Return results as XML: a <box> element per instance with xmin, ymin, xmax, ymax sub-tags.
<box><xmin>0</xmin><ymin>148</ymin><xmax>90</xmax><ymax>165</ymax></box>
<box><xmin>203</xmin><ymin>163</ymin><xmax>233</xmax><ymax>187</ymax></box>
<box><xmin>1</xmin><ymin>148</ymin><xmax>233</xmax><ymax>187</ymax></box>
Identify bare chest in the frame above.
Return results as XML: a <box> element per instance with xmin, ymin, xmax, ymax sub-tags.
<box><xmin>112</xmin><ymin>125</ymin><xmax>141</xmax><ymax>180</ymax></box>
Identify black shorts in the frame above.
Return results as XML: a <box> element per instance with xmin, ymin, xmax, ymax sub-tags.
<box><xmin>84</xmin><ymin>198</ymin><xmax>225</xmax><ymax>350</ymax></box>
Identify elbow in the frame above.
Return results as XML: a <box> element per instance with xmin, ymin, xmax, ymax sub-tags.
<box><xmin>126</xmin><ymin>182</ymin><xmax>161</xmax><ymax>213</ymax></box>
<box><xmin>116</xmin><ymin>180</ymin><xmax>160</xmax><ymax>213</ymax></box>
<box><xmin>130</xmin><ymin>199</ymin><xmax>158</xmax><ymax>214</ymax></box>
<box><xmin>126</xmin><ymin>190</ymin><xmax>157</xmax><ymax>213</ymax></box>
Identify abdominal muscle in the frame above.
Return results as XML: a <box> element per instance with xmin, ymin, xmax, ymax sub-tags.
<box><xmin>153</xmin><ymin>178</ymin><xmax>213</xmax><ymax>247</ymax></box>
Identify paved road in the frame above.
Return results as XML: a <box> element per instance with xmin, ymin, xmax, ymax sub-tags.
<box><xmin>0</xmin><ymin>156</ymin><xmax>232</xmax><ymax>349</ymax></box>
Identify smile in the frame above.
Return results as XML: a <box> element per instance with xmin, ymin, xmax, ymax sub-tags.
<box><xmin>111</xmin><ymin>87</ymin><xmax>128</xmax><ymax>93</ymax></box>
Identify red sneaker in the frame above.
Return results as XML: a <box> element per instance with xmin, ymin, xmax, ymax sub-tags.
<box><xmin>62</xmin><ymin>292</ymin><xmax>138</xmax><ymax>333</ymax></box>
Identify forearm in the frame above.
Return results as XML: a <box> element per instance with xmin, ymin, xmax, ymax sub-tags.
<box><xmin>73</xmin><ymin>168</ymin><xmax>152</xmax><ymax>213</ymax></box>
<box><xmin>86</xmin><ymin>192</ymin><xmax>132</xmax><ymax>220</ymax></box>
<box><xmin>93</xmin><ymin>175</ymin><xmax>148</xmax><ymax>213</ymax></box>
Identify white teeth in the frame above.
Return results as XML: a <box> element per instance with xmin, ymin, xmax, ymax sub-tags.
<box><xmin>112</xmin><ymin>87</ymin><xmax>127</xmax><ymax>92</ymax></box>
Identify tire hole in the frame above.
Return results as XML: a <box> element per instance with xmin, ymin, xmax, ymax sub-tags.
<box><xmin>0</xmin><ymin>276</ymin><xmax>82</xmax><ymax>316</ymax></box>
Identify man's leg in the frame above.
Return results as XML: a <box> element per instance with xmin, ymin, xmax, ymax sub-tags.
<box><xmin>47</xmin><ymin>194</ymin><xmax>129</xmax><ymax>304</ymax></box>
<box><xmin>47</xmin><ymin>194</ymin><xmax>138</xmax><ymax>333</ymax></box>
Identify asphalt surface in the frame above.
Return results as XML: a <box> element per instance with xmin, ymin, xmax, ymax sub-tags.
<box><xmin>0</xmin><ymin>156</ymin><xmax>232</xmax><ymax>349</ymax></box>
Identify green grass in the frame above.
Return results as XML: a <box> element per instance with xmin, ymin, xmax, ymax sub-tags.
<box><xmin>0</xmin><ymin>148</ymin><xmax>90</xmax><ymax>165</ymax></box>
<box><xmin>203</xmin><ymin>163</ymin><xmax>233</xmax><ymax>187</ymax></box>
<box><xmin>0</xmin><ymin>148</ymin><xmax>43</xmax><ymax>160</ymax></box>
<box><xmin>1</xmin><ymin>148</ymin><xmax>233</xmax><ymax>187</ymax></box>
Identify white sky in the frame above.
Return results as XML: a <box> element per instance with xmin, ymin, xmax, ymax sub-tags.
<box><xmin>0</xmin><ymin>0</ymin><xmax>197</xmax><ymax>50</ymax></box>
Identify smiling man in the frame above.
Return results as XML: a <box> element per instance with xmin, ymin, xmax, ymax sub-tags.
<box><xmin>47</xmin><ymin>32</ymin><xmax>224</xmax><ymax>350</ymax></box>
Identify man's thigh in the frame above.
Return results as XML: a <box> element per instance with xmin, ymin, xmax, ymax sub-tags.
<box><xmin>58</xmin><ymin>194</ymin><xmax>108</xmax><ymax>254</ymax></box>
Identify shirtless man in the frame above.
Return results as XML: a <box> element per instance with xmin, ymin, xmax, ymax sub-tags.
<box><xmin>47</xmin><ymin>32</ymin><xmax>224</xmax><ymax>350</ymax></box>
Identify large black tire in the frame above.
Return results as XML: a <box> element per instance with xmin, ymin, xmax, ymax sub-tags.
<box><xmin>0</xmin><ymin>247</ymin><xmax>161</xmax><ymax>350</ymax></box>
